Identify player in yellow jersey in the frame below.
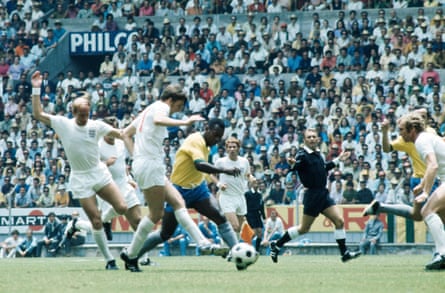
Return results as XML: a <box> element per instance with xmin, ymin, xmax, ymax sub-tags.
<box><xmin>363</xmin><ymin>108</ymin><xmax>440</xmax><ymax>221</ymax></box>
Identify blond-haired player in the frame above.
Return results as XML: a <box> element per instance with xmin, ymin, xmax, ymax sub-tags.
<box><xmin>397</xmin><ymin>112</ymin><xmax>445</xmax><ymax>270</ymax></box>
<box><xmin>215</xmin><ymin>137</ymin><xmax>256</xmax><ymax>234</ymax></box>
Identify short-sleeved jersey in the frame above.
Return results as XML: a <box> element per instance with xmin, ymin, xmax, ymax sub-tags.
<box><xmin>131</xmin><ymin>100</ymin><xmax>170</xmax><ymax>160</ymax></box>
<box><xmin>215</xmin><ymin>156</ymin><xmax>250</xmax><ymax>197</ymax></box>
<box><xmin>265</xmin><ymin>217</ymin><xmax>284</xmax><ymax>235</ymax></box>
<box><xmin>391</xmin><ymin>137</ymin><xmax>425</xmax><ymax>178</ymax></box>
<box><xmin>50</xmin><ymin>116</ymin><xmax>112</xmax><ymax>171</ymax></box>
<box><xmin>99</xmin><ymin>139</ymin><xmax>127</xmax><ymax>187</ymax></box>
<box><xmin>391</xmin><ymin>127</ymin><xmax>436</xmax><ymax>179</ymax></box>
<box><xmin>171</xmin><ymin>132</ymin><xmax>209</xmax><ymax>188</ymax></box>
<box><xmin>415</xmin><ymin>132</ymin><xmax>445</xmax><ymax>182</ymax></box>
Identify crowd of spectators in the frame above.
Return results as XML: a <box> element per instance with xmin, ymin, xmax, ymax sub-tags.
<box><xmin>1</xmin><ymin>1</ymin><xmax>445</xmax><ymax>212</ymax></box>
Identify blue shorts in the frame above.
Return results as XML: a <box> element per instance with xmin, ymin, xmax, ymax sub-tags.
<box><xmin>303</xmin><ymin>188</ymin><xmax>335</xmax><ymax>217</ymax></box>
<box><xmin>165</xmin><ymin>181</ymin><xmax>211</xmax><ymax>213</ymax></box>
<box><xmin>410</xmin><ymin>177</ymin><xmax>439</xmax><ymax>193</ymax></box>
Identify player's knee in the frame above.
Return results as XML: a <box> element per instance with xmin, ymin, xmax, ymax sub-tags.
<box><xmin>232</xmin><ymin>223</ymin><xmax>241</xmax><ymax>233</ymax></box>
<box><xmin>149</xmin><ymin>210</ymin><xmax>164</xmax><ymax>223</ymax></box>
<box><xmin>334</xmin><ymin>218</ymin><xmax>344</xmax><ymax>229</ymax></box>
<box><xmin>91</xmin><ymin>218</ymin><xmax>103</xmax><ymax>230</ymax></box>
<box><xmin>129</xmin><ymin>217</ymin><xmax>141</xmax><ymax>230</ymax></box>
<box><xmin>114</xmin><ymin>203</ymin><xmax>128</xmax><ymax>215</ymax></box>
<box><xmin>420</xmin><ymin>208</ymin><xmax>431</xmax><ymax>219</ymax></box>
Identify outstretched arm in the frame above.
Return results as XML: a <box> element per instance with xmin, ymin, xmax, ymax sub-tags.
<box><xmin>31</xmin><ymin>71</ymin><xmax>52</xmax><ymax>126</ymax></box>
<box><xmin>194</xmin><ymin>160</ymin><xmax>241</xmax><ymax>177</ymax></box>
<box><xmin>154</xmin><ymin>113</ymin><xmax>204</xmax><ymax>127</ymax></box>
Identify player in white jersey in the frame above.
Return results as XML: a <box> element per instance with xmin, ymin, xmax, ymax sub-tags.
<box><xmin>31</xmin><ymin>71</ymin><xmax>127</xmax><ymax>270</ymax></box>
<box><xmin>215</xmin><ymin>137</ymin><xmax>255</xmax><ymax>233</ymax></box>
<box><xmin>121</xmin><ymin>84</ymin><xmax>219</xmax><ymax>272</ymax></box>
<box><xmin>399</xmin><ymin>112</ymin><xmax>445</xmax><ymax>270</ymax></box>
<box><xmin>99</xmin><ymin>116</ymin><xmax>142</xmax><ymax>241</ymax></box>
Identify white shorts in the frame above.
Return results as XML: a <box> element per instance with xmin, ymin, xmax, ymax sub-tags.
<box><xmin>218</xmin><ymin>193</ymin><xmax>247</xmax><ymax>216</ymax></box>
<box><xmin>98</xmin><ymin>182</ymin><xmax>140</xmax><ymax>213</ymax></box>
<box><xmin>132</xmin><ymin>158</ymin><xmax>165</xmax><ymax>190</ymax></box>
<box><xmin>70</xmin><ymin>163</ymin><xmax>113</xmax><ymax>199</ymax></box>
<box><xmin>121</xmin><ymin>183</ymin><xmax>140</xmax><ymax>209</ymax></box>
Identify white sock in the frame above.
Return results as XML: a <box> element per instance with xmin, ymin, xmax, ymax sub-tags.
<box><xmin>334</xmin><ymin>229</ymin><xmax>346</xmax><ymax>240</ymax></box>
<box><xmin>127</xmin><ymin>216</ymin><xmax>155</xmax><ymax>258</ymax></box>
<box><xmin>425</xmin><ymin>213</ymin><xmax>445</xmax><ymax>255</ymax></box>
<box><xmin>175</xmin><ymin>208</ymin><xmax>210</xmax><ymax>246</ymax></box>
<box><xmin>288</xmin><ymin>226</ymin><xmax>299</xmax><ymax>239</ymax></box>
<box><xmin>101</xmin><ymin>206</ymin><xmax>118</xmax><ymax>223</ymax></box>
<box><xmin>92</xmin><ymin>229</ymin><xmax>114</xmax><ymax>262</ymax></box>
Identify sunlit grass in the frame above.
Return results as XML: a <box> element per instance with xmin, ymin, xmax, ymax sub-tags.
<box><xmin>0</xmin><ymin>255</ymin><xmax>444</xmax><ymax>293</ymax></box>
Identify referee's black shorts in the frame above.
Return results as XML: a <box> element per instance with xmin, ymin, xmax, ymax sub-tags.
<box><xmin>303</xmin><ymin>188</ymin><xmax>335</xmax><ymax>217</ymax></box>
<box><xmin>246</xmin><ymin>212</ymin><xmax>264</xmax><ymax>229</ymax></box>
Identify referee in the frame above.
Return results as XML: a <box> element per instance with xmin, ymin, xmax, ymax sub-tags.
<box><xmin>269</xmin><ymin>128</ymin><xmax>361</xmax><ymax>263</ymax></box>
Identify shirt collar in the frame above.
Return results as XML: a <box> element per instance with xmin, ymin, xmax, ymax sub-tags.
<box><xmin>303</xmin><ymin>145</ymin><xmax>320</xmax><ymax>154</ymax></box>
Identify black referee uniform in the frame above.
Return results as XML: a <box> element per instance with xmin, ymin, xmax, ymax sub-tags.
<box><xmin>290</xmin><ymin>146</ymin><xmax>337</xmax><ymax>217</ymax></box>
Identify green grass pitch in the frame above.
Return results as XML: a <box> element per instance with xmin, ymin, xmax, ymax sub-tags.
<box><xmin>1</xmin><ymin>255</ymin><xmax>444</xmax><ymax>293</ymax></box>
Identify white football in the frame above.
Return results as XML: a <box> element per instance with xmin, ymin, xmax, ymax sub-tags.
<box><xmin>229</xmin><ymin>242</ymin><xmax>259</xmax><ymax>270</ymax></box>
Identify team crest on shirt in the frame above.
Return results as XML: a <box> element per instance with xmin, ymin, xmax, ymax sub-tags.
<box><xmin>88</xmin><ymin>127</ymin><xmax>97</xmax><ymax>138</ymax></box>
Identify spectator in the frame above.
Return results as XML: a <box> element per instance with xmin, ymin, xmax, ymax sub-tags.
<box><xmin>54</xmin><ymin>183</ymin><xmax>69</xmax><ymax>207</ymax></box>
<box><xmin>16</xmin><ymin>228</ymin><xmax>38</xmax><ymax>257</ymax></box>
<box><xmin>359</xmin><ymin>214</ymin><xmax>384</xmax><ymax>255</ymax></box>
<box><xmin>36</xmin><ymin>212</ymin><xmax>62</xmax><ymax>257</ymax></box>
<box><xmin>220</xmin><ymin>66</ymin><xmax>240</xmax><ymax>96</ymax></box>
<box><xmin>139</xmin><ymin>0</ymin><xmax>154</xmax><ymax>16</ymax></box>
<box><xmin>283</xmin><ymin>180</ymin><xmax>298</xmax><ymax>205</ymax></box>
<box><xmin>330</xmin><ymin>179</ymin><xmax>344</xmax><ymax>204</ymax></box>
<box><xmin>27</xmin><ymin>176</ymin><xmax>42</xmax><ymax>207</ymax></box>
<box><xmin>161</xmin><ymin>225</ymin><xmax>190</xmax><ymax>257</ymax></box>
<box><xmin>265</xmin><ymin>180</ymin><xmax>284</xmax><ymax>205</ymax></box>
<box><xmin>357</xmin><ymin>179</ymin><xmax>374</xmax><ymax>204</ymax></box>
<box><xmin>121</xmin><ymin>0</ymin><xmax>136</xmax><ymax>17</ymax></box>
<box><xmin>261</xmin><ymin>210</ymin><xmax>284</xmax><ymax>255</ymax></box>
<box><xmin>37</xmin><ymin>185</ymin><xmax>54</xmax><ymax>207</ymax></box>
<box><xmin>0</xmin><ymin>229</ymin><xmax>22</xmax><ymax>258</ymax></box>
<box><xmin>104</xmin><ymin>14</ymin><xmax>118</xmax><ymax>32</ymax></box>
<box><xmin>342</xmin><ymin>181</ymin><xmax>359</xmax><ymax>204</ymax></box>
<box><xmin>196</xmin><ymin>215</ymin><xmax>221</xmax><ymax>256</ymax></box>
<box><xmin>77</xmin><ymin>2</ymin><xmax>94</xmax><ymax>19</ymax></box>
<box><xmin>57</xmin><ymin>211</ymin><xmax>90</xmax><ymax>256</ymax></box>
<box><xmin>15</xmin><ymin>185</ymin><xmax>31</xmax><ymax>207</ymax></box>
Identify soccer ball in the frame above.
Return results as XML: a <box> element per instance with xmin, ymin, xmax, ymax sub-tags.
<box><xmin>229</xmin><ymin>242</ymin><xmax>259</xmax><ymax>270</ymax></box>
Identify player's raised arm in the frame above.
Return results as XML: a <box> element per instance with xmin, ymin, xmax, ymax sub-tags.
<box><xmin>31</xmin><ymin>71</ymin><xmax>51</xmax><ymax>126</ymax></box>
<box><xmin>122</xmin><ymin>123</ymin><xmax>136</xmax><ymax>157</ymax></box>
<box><xmin>381</xmin><ymin>119</ymin><xmax>393</xmax><ymax>153</ymax></box>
